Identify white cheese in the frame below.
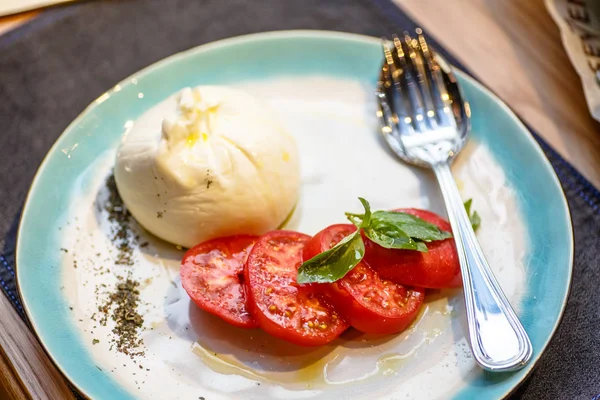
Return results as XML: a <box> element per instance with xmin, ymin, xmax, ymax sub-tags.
<box><xmin>115</xmin><ymin>86</ymin><xmax>300</xmax><ymax>248</ymax></box>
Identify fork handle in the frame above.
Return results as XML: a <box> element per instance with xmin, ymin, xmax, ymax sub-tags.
<box><xmin>432</xmin><ymin>162</ymin><xmax>532</xmax><ymax>371</ymax></box>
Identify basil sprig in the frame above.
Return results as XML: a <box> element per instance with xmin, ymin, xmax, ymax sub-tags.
<box><xmin>464</xmin><ymin>199</ymin><xmax>481</xmax><ymax>231</ymax></box>
<box><xmin>348</xmin><ymin>206</ymin><xmax>452</xmax><ymax>252</ymax></box>
<box><xmin>297</xmin><ymin>198</ymin><xmax>454</xmax><ymax>284</ymax></box>
<box><xmin>296</xmin><ymin>229</ymin><xmax>365</xmax><ymax>284</ymax></box>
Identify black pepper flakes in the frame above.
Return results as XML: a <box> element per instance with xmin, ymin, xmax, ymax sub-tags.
<box><xmin>204</xmin><ymin>169</ymin><xmax>213</xmax><ymax>189</ymax></box>
<box><xmin>95</xmin><ymin>174</ymin><xmax>147</xmax><ymax>359</ymax></box>
<box><xmin>98</xmin><ymin>276</ymin><xmax>145</xmax><ymax>358</ymax></box>
<box><xmin>105</xmin><ymin>174</ymin><xmax>136</xmax><ymax>266</ymax></box>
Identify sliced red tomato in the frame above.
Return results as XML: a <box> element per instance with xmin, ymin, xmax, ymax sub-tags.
<box><xmin>364</xmin><ymin>208</ymin><xmax>461</xmax><ymax>289</ymax></box>
<box><xmin>303</xmin><ymin>224</ymin><xmax>425</xmax><ymax>335</ymax></box>
<box><xmin>244</xmin><ymin>230</ymin><xmax>349</xmax><ymax>346</ymax></box>
<box><xmin>180</xmin><ymin>235</ymin><xmax>258</xmax><ymax>328</ymax></box>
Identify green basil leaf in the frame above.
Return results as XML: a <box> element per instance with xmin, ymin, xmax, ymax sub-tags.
<box><xmin>297</xmin><ymin>231</ymin><xmax>365</xmax><ymax>284</ymax></box>
<box><xmin>346</xmin><ymin>213</ymin><xmax>363</xmax><ymax>227</ymax></box>
<box><xmin>415</xmin><ymin>242</ymin><xmax>429</xmax><ymax>252</ymax></box>
<box><xmin>363</xmin><ymin>224</ymin><xmax>427</xmax><ymax>252</ymax></box>
<box><xmin>370</xmin><ymin>211</ymin><xmax>452</xmax><ymax>242</ymax></box>
<box><xmin>345</xmin><ymin>197</ymin><xmax>372</xmax><ymax>228</ymax></box>
<box><xmin>357</xmin><ymin>197</ymin><xmax>371</xmax><ymax>227</ymax></box>
<box><xmin>464</xmin><ymin>199</ymin><xmax>481</xmax><ymax>231</ymax></box>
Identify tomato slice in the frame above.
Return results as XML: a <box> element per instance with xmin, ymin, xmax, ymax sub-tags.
<box><xmin>364</xmin><ymin>208</ymin><xmax>461</xmax><ymax>289</ymax></box>
<box><xmin>303</xmin><ymin>224</ymin><xmax>425</xmax><ymax>335</ymax></box>
<box><xmin>180</xmin><ymin>235</ymin><xmax>258</xmax><ymax>328</ymax></box>
<box><xmin>244</xmin><ymin>230</ymin><xmax>348</xmax><ymax>346</ymax></box>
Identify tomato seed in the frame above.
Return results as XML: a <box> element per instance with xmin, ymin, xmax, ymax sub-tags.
<box><xmin>268</xmin><ymin>305</ymin><xmax>277</xmax><ymax>313</ymax></box>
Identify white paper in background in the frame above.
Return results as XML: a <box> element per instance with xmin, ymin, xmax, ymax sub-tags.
<box><xmin>0</xmin><ymin>0</ymin><xmax>75</xmax><ymax>16</ymax></box>
<box><xmin>546</xmin><ymin>0</ymin><xmax>600</xmax><ymax>122</ymax></box>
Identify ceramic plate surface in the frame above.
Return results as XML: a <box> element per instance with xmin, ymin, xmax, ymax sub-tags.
<box><xmin>17</xmin><ymin>31</ymin><xmax>573</xmax><ymax>400</ymax></box>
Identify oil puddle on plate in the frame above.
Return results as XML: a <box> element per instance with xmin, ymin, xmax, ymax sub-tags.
<box><xmin>190</xmin><ymin>293</ymin><xmax>457</xmax><ymax>389</ymax></box>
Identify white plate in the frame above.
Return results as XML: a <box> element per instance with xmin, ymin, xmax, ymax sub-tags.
<box><xmin>17</xmin><ymin>31</ymin><xmax>573</xmax><ymax>400</ymax></box>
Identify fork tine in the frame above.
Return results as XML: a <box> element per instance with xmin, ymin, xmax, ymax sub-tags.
<box><xmin>376</xmin><ymin>39</ymin><xmax>412</xmax><ymax>155</ymax></box>
<box><xmin>392</xmin><ymin>34</ymin><xmax>427</xmax><ymax>134</ymax></box>
<box><xmin>415</xmin><ymin>29</ymin><xmax>456</xmax><ymax>129</ymax></box>
<box><xmin>380</xmin><ymin>38</ymin><xmax>394</xmax><ymax>89</ymax></box>
<box><xmin>381</xmin><ymin>38</ymin><xmax>414</xmax><ymax>137</ymax></box>
<box><xmin>376</xmin><ymin>40</ymin><xmax>397</xmax><ymax>137</ymax></box>
<box><xmin>402</xmin><ymin>31</ymin><xmax>439</xmax><ymax>131</ymax></box>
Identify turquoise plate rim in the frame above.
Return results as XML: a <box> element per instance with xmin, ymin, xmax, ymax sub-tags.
<box><xmin>16</xmin><ymin>30</ymin><xmax>573</xmax><ymax>400</ymax></box>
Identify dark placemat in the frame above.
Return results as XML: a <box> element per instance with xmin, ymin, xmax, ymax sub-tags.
<box><xmin>1</xmin><ymin>0</ymin><xmax>599</xmax><ymax>399</ymax></box>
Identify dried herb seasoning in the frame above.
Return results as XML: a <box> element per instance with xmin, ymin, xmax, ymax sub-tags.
<box><xmin>105</xmin><ymin>174</ymin><xmax>136</xmax><ymax>266</ymax></box>
<box><xmin>95</xmin><ymin>173</ymin><xmax>146</xmax><ymax>358</ymax></box>
<box><xmin>98</xmin><ymin>276</ymin><xmax>145</xmax><ymax>358</ymax></box>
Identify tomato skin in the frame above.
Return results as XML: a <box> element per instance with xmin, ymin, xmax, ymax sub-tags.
<box><xmin>363</xmin><ymin>208</ymin><xmax>461</xmax><ymax>289</ymax></box>
<box><xmin>303</xmin><ymin>224</ymin><xmax>425</xmax><ymax>335</ymax></box>
<box><xmin>180</xmin><ymin>235</ymin><xmax>258</xmax><ymax>328</ymax></box>
<box><xmin>245</xmin><ymin>230</ymin><xmax>348</xmax><ymax>346</ymax></box>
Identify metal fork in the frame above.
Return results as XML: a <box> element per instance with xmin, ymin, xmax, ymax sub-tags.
<box><xmin>376</xmin><ymin>29</ymin><xmax>532</xmax><ymax>372</ymax></box>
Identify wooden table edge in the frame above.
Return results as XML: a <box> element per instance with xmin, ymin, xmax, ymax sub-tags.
<box><xmin>0</xmin><ymin>292</ymin><xmax>75</xmax><ymax>400</ymax></box>
<box><xmin>0</xmin><ymin>343</ymin><xmax>30</xmax><ymax>399</ymax></box>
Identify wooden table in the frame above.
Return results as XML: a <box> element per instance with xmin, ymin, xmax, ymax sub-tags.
<box><xmin>0</xmin><ymin>1</ymin><xmax>599</xmax><ymax>398</ymax></box>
